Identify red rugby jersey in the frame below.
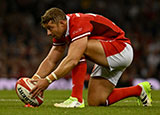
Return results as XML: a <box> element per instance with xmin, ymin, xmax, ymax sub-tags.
<box><xmin>52</xmin><ymin>13</ymin><xmax>131</xmax><ymax>46</ymax></box>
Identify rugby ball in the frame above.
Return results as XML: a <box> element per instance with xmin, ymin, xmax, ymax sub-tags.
<box><xmin>15</xmin><ymin>78</ymin><xmax>43</xmax><ymax>106</ymax></box>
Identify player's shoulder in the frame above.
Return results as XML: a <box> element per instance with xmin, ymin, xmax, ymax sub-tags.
<box><xmin>67</xmin><ymin>13</ymin><xmax>94</xmax><ymax>22</ymax></box>
<box><xmin>67</xmin><ymin>13</ymin><xmax>89</xmax><ymax>18</ymax></box>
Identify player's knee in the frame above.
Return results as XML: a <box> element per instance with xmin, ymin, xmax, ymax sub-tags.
<box><xmin>87</xmin><ymin>96</ymin><xmax>99</xmax><ymax>106</ymax></box>
<box><xmin>87</xmin><ymin>94</ymin><xmax>107</xmax><ymax>106</ymax></box>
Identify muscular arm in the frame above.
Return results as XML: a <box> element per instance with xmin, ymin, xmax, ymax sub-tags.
<box><xmin>30</xmin><ymin>37</ymin><xmax>88</xmax><ymax>97</ymax></box>
<box><xmin>48</xmin><ymin>36</ymin><xmax>88</xmax><ymax>81</ymax></box>
<box><xmin>33</xmin><ymin>45</ymin><xmax>66</xmax><ymax>78</ymax></box>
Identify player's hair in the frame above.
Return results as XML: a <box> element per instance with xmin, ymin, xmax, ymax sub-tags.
<box><xmin>41</xmin><ymin>7</ymin><xmax>66</xmax><ymax>27</ymax></box>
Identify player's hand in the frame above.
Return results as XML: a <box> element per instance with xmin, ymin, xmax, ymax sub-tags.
<box><xmin>30</xmin><ymin>79</ymin><xmax>49</xmax><ymax>98</ymax></box>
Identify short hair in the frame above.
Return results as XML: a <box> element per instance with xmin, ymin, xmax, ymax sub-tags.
<box><xmin>41</xmin><ymin>7</ymin><xmax>66</xmax><ymax>27</ymax></box>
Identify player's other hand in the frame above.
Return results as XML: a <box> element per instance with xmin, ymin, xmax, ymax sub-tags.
<box><xmin>30</xmin><ymin>79</ymin><xmax>49</xmax><ymax>98</ymax></box>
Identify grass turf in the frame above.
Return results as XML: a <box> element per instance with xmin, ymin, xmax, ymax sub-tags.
<box><xmin>0</xmin><ymin>90</ymin><xmax>160</xmax><ymax>115</ymax></box>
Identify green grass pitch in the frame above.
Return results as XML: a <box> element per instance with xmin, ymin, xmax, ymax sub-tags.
<box><xmin>0</xmin><ymin>90</ymin><xmax>160</xmax><ymax>115</ymax></box>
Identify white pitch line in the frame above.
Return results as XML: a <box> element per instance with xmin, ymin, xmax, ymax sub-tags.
<box><xmin>118</xmin><ymin>100</ymin><xmax>160</xmax><ymax>103</ymax></box>
<box><xmin>51</xmin><ymin>100</ymin><xmax>64</xmax><ymax>102</ymax></box>
<box><xmin>0</xmin><ymin>99</ymin><xmax>20</xmax><ymax>102</ymax></box>
<box><xmin>0</xmin><ymin>99</ymin><xmax>160</xmax><ymax>103</ymax></box>
<box><xmin>0</xmin><ymin>99</ymin><xmax>64</xmax><ymax>102</ymax></box>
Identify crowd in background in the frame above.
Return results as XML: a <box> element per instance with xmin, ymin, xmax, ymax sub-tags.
<box><xmin>0</xmin><ymin>0</ymin><xmax>160</xmax><ymax>87</ymax></box>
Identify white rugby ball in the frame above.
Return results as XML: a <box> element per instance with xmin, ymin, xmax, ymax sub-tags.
<box><xmin>15</xmin><ymin>78</ymin><xmax>43</xmax><ymax>106</ymax></box>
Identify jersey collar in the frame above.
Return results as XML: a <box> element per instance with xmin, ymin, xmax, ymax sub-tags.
<box><xmin>65</xmin><ymin>15</ymin><xmax>70</xmax><ymax>37</ymax></box>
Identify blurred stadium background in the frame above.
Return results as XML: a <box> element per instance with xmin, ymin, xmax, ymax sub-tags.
<box><xmin>0</xmin><ymin>0</ymin><xmax>160</xmax><ymax>90</ymax></box>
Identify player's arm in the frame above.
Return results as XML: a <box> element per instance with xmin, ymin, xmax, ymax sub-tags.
<box><xmin>48</xmin><ymin>36</ymin><xmax>88</xmax><ymax>80</ymax></box>
<box><xmin>32</xmin><ymin>45</ymin><xmax>66</xmax><ymax>79</ymax></box>
<box><xmin>30</xmin><ymin>36</ymin><xmax>88</xmax><ymax>97</ymax></box>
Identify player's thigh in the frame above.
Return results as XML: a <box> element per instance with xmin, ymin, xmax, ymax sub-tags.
<box><xmin>84</xmin><ymin>39</ymin><xmax>109</xmax><ymax>67</ymax></box>
<box><xmin>87</xmin><ymin>77</ymin><xmax>115</xmax><ymax>106</ymax></box>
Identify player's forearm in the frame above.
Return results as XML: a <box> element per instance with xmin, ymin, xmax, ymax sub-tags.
<box><xmin>47</xmin><ymin>57</ymin><xmax>79</xmax><ymax>82</ymax></box>
<box><xmin>56</xmin><ymin>57</ymin><xmax>78</xmax><ymax>78</ymax></box>
<box><xmin>45</xmin><ymin>37</ymin><xmax>87</xmax><ymax>83</ymax></box>
<box><xmin>33</xmin><ymin>57</ymin><xmax>57</xmax><ymax>79</ymax></box>
<box><xmin>32</xmin><ymin>46</ymin><xmax>66</xmax><ymax>80</ymax></box>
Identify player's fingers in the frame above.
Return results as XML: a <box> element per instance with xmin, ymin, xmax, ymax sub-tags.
<box><xmin>30</xmin><ymin>79</ymin><xmax>38</xmax><ymax>85</ymax></box>
<box><xmin>31</xmin><ymin>88</ymin><xmax>40</xmax><ymax>98</ymax></box>
<box><xmin>39</xmin><ymin>91</ymin><xmax>44</xmax><ymax>97</ymax></box>
<box><xmin>35</xmin><ymin>90</ymin><xmax>41</xmax><ymax>97</ymax></box>
<box><xmin>30</xmin><ymin>79</ymin><xmax>38</xmax><ymax>83</ymax></box>
<box><xmin>30</xmin><ymin>85</ymin><xmax>38</xmax><ymax>94</ymax></box>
